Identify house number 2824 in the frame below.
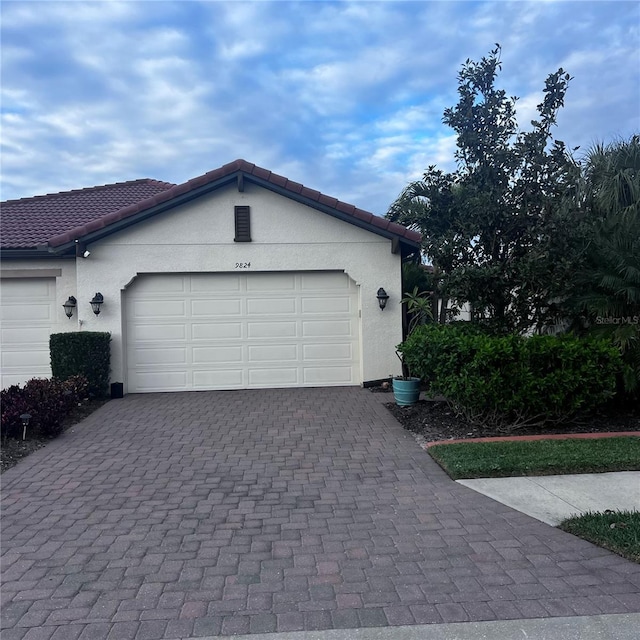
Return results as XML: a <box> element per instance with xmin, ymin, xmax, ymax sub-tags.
<box><xmin>235</xmin><ymin>262</ymin><xmax>251</xmax><ymax>269</ymax></box>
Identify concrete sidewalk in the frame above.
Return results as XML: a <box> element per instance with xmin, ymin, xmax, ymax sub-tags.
<box><xmin>458</xmin><ymin>471</ymin><xmax>640</xmax><ymax>526</ymax></box>
<box><xmin>211</xmin><ymin>613</ymin><xmax>640</xmax><ymax>639</ymax></box>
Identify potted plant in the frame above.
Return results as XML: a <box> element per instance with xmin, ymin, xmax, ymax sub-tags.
<box><xmin>393</xmin><ymin>287</ymin><xmax>433</xmax><ymax>406</ymax></box>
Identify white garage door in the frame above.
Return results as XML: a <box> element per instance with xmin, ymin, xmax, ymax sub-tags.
<box><xmin>125</xmin><ymin>272</ymin><xmax>361</xmax><ymax>392</ymax></box>
<box><xmin>1</xmin><ymin>278</ymin><xmax>56</xmax><ymax>388</ymax></box>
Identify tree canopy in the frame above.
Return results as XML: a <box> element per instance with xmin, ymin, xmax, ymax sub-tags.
<box><xmin>387</xmin><ymin>45</ymin><xmax>585</xmax><ymax>334</ymax></box>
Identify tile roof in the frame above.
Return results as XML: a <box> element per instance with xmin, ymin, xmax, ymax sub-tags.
<box><xmin>1</xmin><ymin>160</ymin><xmax>421</xmax><ymax>251</ymax></box>
<box><xmin>1</xmin><ymin>179</ymin><xmax>175</xmax><ymax>249</ymax></box>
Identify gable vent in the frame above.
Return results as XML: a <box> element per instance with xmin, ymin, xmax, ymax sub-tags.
<box><xmin>234</xmin><ymin>206</ymin><xmax>251</xmax><ymax>242</ymax></box>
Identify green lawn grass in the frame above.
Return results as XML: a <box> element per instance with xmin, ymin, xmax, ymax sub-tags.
<box><xmin>428</xmin><ymin>436</ymin><xmax>640</xmax><ymax>563</ymax></box>
<box><xmin>560</xmin><ymin>510</ymin><xmax>640</xmax><ymax>563</ymax></box>
<box><xmin>428</xmin><ymin>436</ymin><xmax>640</xmax><ymax>480</ymax></box>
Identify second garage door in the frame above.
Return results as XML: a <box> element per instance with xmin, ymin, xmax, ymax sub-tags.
<box><xmin>1</xmin><ymin>277</ymin><xmax>57</xmax><ymax>389</ymax></box>
<box><xmin>125</xmin><ymin>272</ymin><xmax>361</xmax><ymax>392</ymax></box>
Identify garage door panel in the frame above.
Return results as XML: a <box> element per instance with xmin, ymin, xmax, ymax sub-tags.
<box><xmin>2</xmin><ymin>349</ymin><xmax>52</xmax><ymax>368</ymax></box>
<box><xmin>248</xmin><ymin>321</ymin><xmax>297</xmax><ymax>338</ymax></box>
<box><xmin>303</xmin><ymin>366</ymin><xmax>354</xmax><ymax>384</ymax></box>
<box><xmin>192</xmin><ymin>299</ymin><xmax>241</xmax><ymax>316</ymax></box>
<box><xmin>192</xmin><ymin>346</ymin><xmax>243</xmax><ymax>364</ymax></box>
<box><xmin>301</xmin><ymin>272</ymin><xmax>351</xmax><ymax>290</ymax></box>
<box><xmin>192</xmin><ymin>323</ymin><xmax>242</xmax><ymax>340</ymax></box>
<box><xmin>129</xmin><ymin>324</ymin><xmax>186</xmax><ymax>341</ymax></box>
<box><xmin>248</xmin><ymin>368</ymin><xmax>298</xmax><ymax>386</ymax></box>
<box><xmin>131</xmin><ymin>370</ymin><xmax>188</xmax><ymax>391</ymax></box>
<box><xmin>248</xmin><ymin>344</ymin><xmax>297</xmax><ymax>362</ymax></box>
<box><xmin>303</xmin><ymin>320</ymin><xmax>353</xmax><ymax>337</ymax></box>
<box><xmin>303</xmin><ymin>343</ymin><xmax>352</xmax><ymax>361</ymax></box>
<box><xmin>2</xmin><ymin>303</ymin><xmax>53</xmax><ymax>322</ymax></box>
<box><xmin>133</xmin><ymin>299</ymin><xmax>186</xmax><ymax>318</ymax></box>
<box><xmin>2</xmin><ymin>279</ymin><xmax>55</xmax><ymax>298</ymax></box>
<box><xmin>247</xmin><ymin>298</ymin><xmax>296</xmax><ymax>315</ymax></box>
<box><xmin>126</xmin><ymin>272</ymin><xmax>360</xmax><ymax>392</ymax></box>
<box><xmin>135</xmin><ymin>275</ymin><xmax>187</xmax><ymax>293</ymax></box>
<box><xmin>132</xmin><ymin>348</ymin><xmax>187</xmax><ymax>366</ymax></box>
<box><xmin>190</xmin><ymin>274</ymin><xmax>241</xmax><ymax>292</ymax></box>
<box><xmin>193</xmin><ymin>369</ymin><xmax>243</xmax><ymax>387</ymax></box>
<box><xmin>301</xmin><ymin>296</ymin><xmax>351</xmax><ymax>314</ymax></box>
<box><xmin>246</xmin><ymin>273</ymin><xmax>296</xmax><ymax>291</ymax></box>
<box><xmin>2</xmin><ymin>326</ymin><xmax>53</xmax><ymax>344</ymax></box>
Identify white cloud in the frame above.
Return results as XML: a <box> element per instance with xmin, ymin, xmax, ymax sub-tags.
<box><xmin>281</xmin><ymin>46</ymin><xmax>407</xmax><ymax>116</ymax></box>
<box><xmin>205</xmin><ymin>1</ymin><xmax>290</xmax><ymax>60</ymax></box>
<box><xmin>0</xmin><ymin>0</ymin><xmax>637</xmax><ymax>217</ymax></box>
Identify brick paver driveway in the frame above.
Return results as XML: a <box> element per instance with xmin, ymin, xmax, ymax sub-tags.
<box><xmin>2</xmin><ymin>388</ymin><xmax>639</xmax><ymax>639</ymax></box>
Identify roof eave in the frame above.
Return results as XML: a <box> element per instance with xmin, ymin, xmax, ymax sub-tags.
<box><xmin>243</xmin><ymin>174</ymin><xmax>422</xmax><ymax>251</ymax></box>
<box><xmin>49</xmin><ymin>173</ymin><xmax>239</xmax><ymax>253</ymax></box>
<box><xmin>48</xmin><ymin>168</ymin><xmax>421</xmax><ymax>253</ymax></box>
<box><xmin>0</xmin><ymin>247</ymin><xmax>73</xmax><ymax>260</ymax></box>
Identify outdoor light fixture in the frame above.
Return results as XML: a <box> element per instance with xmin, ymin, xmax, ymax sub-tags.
<box><xmin>20</xmin><ymin>413</ymin><xmax>31</xmax><ymax>441</ymax></box>
<box><xmin>376</xmin><ymin>288</ymin><xmax>389</xmax><ymax>310</ymax></box>
<box><xmin>62</xmin><ymin>296</ymin><xmax>77</xmax><ymax>319</ymax></box>
<box><xmin>90</xmin><ymin>292</ymin><xmax>104</xmax><ymax>315</ymax></box>
<box><xmin>75</xmin><ymin>241</ymin><xmax>90</xmax><ymax>258</ymax></box>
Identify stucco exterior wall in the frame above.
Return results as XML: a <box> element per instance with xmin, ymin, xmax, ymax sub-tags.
<box><xmin>76</xmin><ymin>183</ymin><xmax>404</xmax><ymax>388</ymax></box>
<box><xmin>1</xmin><ymin>183</ymin><xmax>407</xmax><ymax>390</ymax></box>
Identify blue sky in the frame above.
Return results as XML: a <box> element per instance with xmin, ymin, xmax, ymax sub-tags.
<box><xmin>1</xmin><ymin>1</ymin><xmax>639</xmax><ymax>215</ymax></box>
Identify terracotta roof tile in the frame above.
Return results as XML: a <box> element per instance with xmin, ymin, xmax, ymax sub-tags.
<box><xmin>352</xmin><ymin>208</ymin><xmax>373</xmax><ymax>223</ymax></box>
<box><xmin>1</xmin><ymin>179</ymin><xmax>175</xmax><ymax>249</ymax></box>
<box><xmin>269</xmin><ymin>173</ymin><xmax>288</xmax><ymax>188</ymax></box>
<box><xmin>336</xmin><ymin>202</ymin><xmax>356</xmax><ymax>215</ymax></box>
<box><xmin>369</xmin><ymin>215</ymin><xmax>389</xmax><ymax>230</ymax></box>
<box><xmin>252</xmin><ymin>166</ymin><xmax>271</xmax><ymax>180</ymax></box>
<box><xmin>187</xmin><ymin>174</ymin><xmax>210</xmax><ymax>189</ymax></box>
<box><xmin>284</xmin><ymin>180</ymin><xmax>304</xmax><ymax>194</ymax></box>
<box><xmin>299</xmin><ymin>187</ymin><xmax>318</xmax><ymax>201</ymax></box>
<box><xmin>1</xmin><ymin>160</ymin><xmax>421</xmax><ymax>250</ymax></box>
<box><xmin>318</xmin><ymin>194</ymin><xmax>338</xmax><ymax>208</ymax></box>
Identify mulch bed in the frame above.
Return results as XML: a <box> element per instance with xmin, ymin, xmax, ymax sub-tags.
<box><xmin>1</xmin><ymin>399</ymin><xmax>107</xmax><ymax>474</ymax></box>
<box><xmin>379</xmin><ymin>388</ymin><xmax>640</xmax><ymax>443</ymax></box>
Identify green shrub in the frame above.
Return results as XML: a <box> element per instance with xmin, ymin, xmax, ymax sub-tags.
<box><xmin>398</xmin><ymin>323</ymin><xmax>487</xmax><ymax>385</ymax></box>
<box><xmin>399</xmin><ymin>324</ymin><xmax>622</xmax><ymax>430</ymax></box>
<box><xmin>50</xmin><ymin>332</ymin><xmax>111</xmax><ymax>397</ymax></box>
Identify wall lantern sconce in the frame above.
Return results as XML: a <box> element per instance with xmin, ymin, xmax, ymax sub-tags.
<box><xmin>90</xmin><ymin>292</ymin><xmax>104</xmax><ymax>315</ymax></box>
<box><xmin>62</xmin><ymin>296</ymin><xmax>77</xmax><ymax>319</ymax></box>
<box><xmin>376</xmin><ymin>288</ymin><xmax>389</xmax><ymax>310</ymax></box>
<box><xmin>20</xmin><ymin>413</ymin><xmax>31</xmax><ymax>441</ymax></box>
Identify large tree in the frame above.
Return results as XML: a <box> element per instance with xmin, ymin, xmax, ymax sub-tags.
<box><xmin>387</xmin><ymin>45</ymin><xmax>585</xmax><ymax>334</ymax></box>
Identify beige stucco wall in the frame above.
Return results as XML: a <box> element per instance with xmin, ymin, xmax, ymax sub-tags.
<box><xmin>2</xmin><ymin>183</ymin><xmax>406</xmax><ymax>390</ymax></box>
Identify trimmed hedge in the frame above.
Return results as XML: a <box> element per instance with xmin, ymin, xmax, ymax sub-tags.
<box><xmin>1</xmin><ymin>375</ymin><xmax>89</xmax><ymax>440</ymax></box>
<box><xmin>50</xmin><ymin>332</ymin><xmax>111</xmax><ymax>398</ymax></box>
<box><xmin>398</xmin><ymin>324</ymin><xmax>622</xmax><ymax>430</ymax></box>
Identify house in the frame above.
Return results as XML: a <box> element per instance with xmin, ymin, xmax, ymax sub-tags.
<box><xmin>0</xmin><ymin>159</ymin><xmax>421</xmax><ymax>394</ymax></box>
